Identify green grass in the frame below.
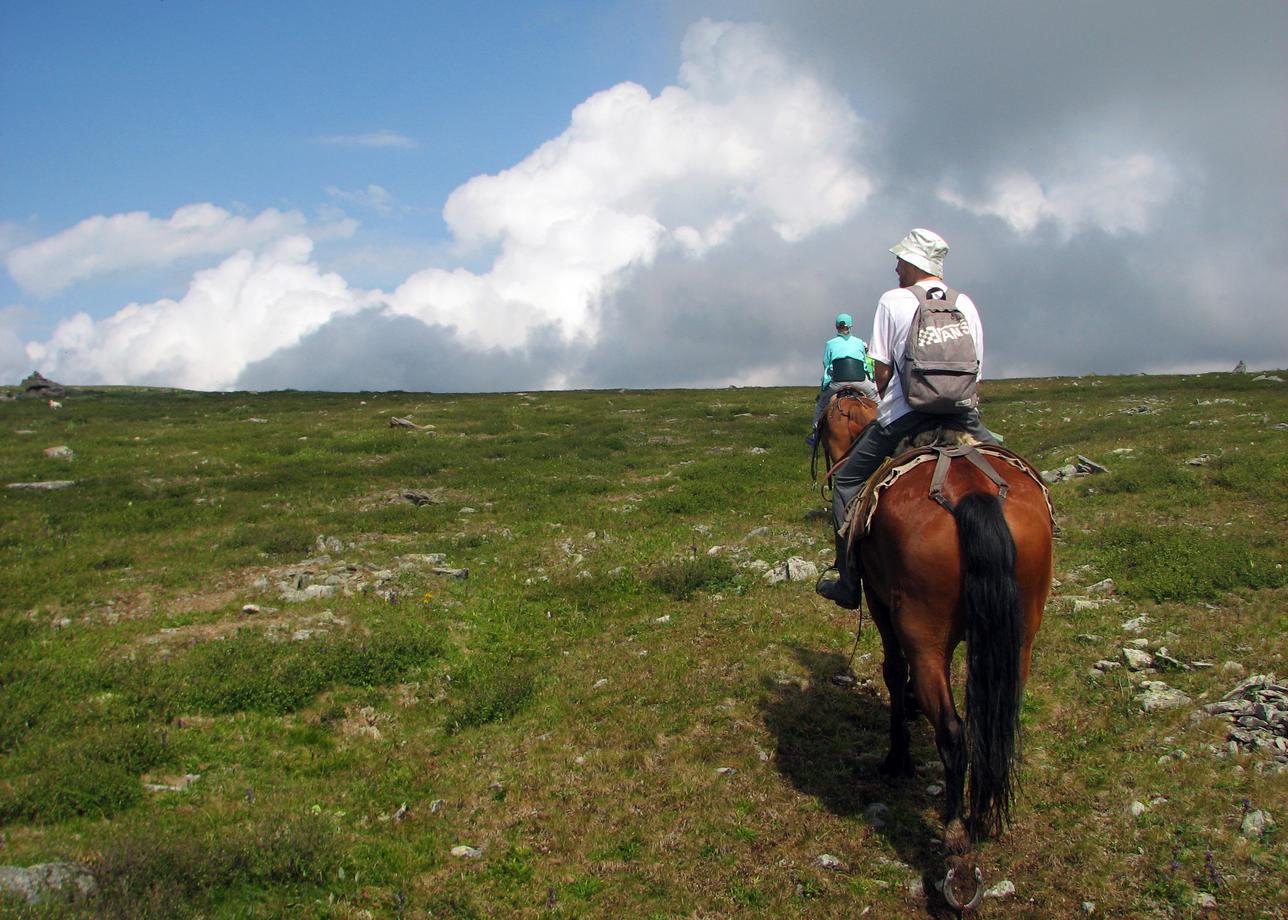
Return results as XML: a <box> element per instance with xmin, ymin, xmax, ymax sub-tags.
<box><xmin>0</xmin><ymin>373</ymin><xmax>1285</xmax><ymax>917</ymax></box>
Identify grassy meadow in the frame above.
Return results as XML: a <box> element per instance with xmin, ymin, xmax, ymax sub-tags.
<box><xmin>1</xmin><ymin>372</ymin><xmax>1285</xmax><ymax>918</ymax></box>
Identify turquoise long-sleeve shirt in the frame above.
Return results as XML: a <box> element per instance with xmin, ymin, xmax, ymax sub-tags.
<box><xmin>820</xmin><ymin>333</ymin><xmax>874</xmax><ymax>388</ymax></box>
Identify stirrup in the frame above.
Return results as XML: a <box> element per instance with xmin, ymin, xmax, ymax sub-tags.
<box><xmin>815</xmin><ymin>569</ymin><xmax>860</xmax><ymax>609</ymax></box>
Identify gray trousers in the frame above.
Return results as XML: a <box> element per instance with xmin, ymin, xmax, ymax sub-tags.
<box><xmin>831</xmin><ymin>409</ymin><xmax>997</xmax><ymax>533</ymax></box>
<box><xmin>812</xmin><ymin>379</ymin><xmax>879</xmax><ymax>427</ymax></box>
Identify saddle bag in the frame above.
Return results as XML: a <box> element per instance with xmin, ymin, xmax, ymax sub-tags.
<box><xmin>900</xmin><ymin>286</ymin><xmax>979</xmax><ymax>414</ymax></box>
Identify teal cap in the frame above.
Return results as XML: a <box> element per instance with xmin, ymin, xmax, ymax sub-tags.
<box><xmin>835</xmin><ymin>313</ymin><xmax>852</xmax><ymax>328</ymax></box>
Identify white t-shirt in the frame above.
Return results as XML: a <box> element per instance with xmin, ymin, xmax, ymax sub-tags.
<box><xmin>867</xmin><ymin>279</ymin><xmax>984</xmax><ymax>426</ymax></box>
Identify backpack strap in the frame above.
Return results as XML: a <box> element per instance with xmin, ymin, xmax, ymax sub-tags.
<box><xmin>910</xmin><ymin>283</ymin><xmax>956</xmax><ymax>305</ymax></box>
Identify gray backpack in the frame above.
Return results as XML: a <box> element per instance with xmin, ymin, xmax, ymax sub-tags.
<box><xmin>900</xmin><ymin>286</ymin><xmax>979</xmax><ymax>414</ymax></box>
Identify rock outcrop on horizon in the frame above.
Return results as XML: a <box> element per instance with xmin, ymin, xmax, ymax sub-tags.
<box><xmin>19</xmin><ymin>371</ymin><xmax>66</xmax><ymax>399</ymax></box>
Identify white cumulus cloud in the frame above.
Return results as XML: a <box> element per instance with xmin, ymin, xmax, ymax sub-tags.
<box><xmin>27</xmin><ymin>237</ymin><xmax>375</xmax><ymax>390</ymax></box>
<box><xmin>21</xmin><ymin>20</ymin><xmax>873</xmax><ymax>389</ymax></box>
<box><xmin>5</xmin><ymin>204</ymin><xmax>356</xmax><ymax>298</ymax></box>
<box><xmin>388</xmin><ymin>18</ymin><xmax>871</xmax><ymax>345</ymax></box>
<box><xmin>937</xmin><ymin>153</ymin><xmax>1177</xmax><ymax>237</ymax></box>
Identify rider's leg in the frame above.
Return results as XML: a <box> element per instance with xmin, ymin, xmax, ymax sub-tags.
<box><xmin>818</xmin><ymin>412</ymin><xmax>930</xmax><ymax>607</ymax></box>
<box><xmin>957</xmin><ymin>408</ymin><xmax>999</xmax><ymax>444</ymax></box>
<box><xmin>817</xmin><ymin>421</ymin><xmax>897</xmax><ymax>607</ymax></box>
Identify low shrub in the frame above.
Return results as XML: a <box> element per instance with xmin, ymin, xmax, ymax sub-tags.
<box><xmin>648</xmin><ymin>555</ymin><xmax>739</xmax><ymax>600</ymax></box>
<box><xmin>115</xmin><ymin>623</ymin><xmax>443</xmax><ymax>718</ymax></box>
<box><xmin>442</xmin><ymin>664</ymin><xmax>537</xmax><ymax>734</ymax></box>
<box><xmin>1099</xmin><ymin>523</ymin><xmax>1285</xmax><ymax>601</ymax></box>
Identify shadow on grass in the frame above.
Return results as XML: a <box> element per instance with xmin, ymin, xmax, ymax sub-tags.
<box><xmin>759</xmin><ymin>644</ymin><xmax>958</xmax><ymax>918</ymax></box>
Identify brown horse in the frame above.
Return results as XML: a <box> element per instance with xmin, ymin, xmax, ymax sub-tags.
<box><xmin>810</xmin><ymin>392</ymin><xmax>878</xmax><ymax>493</ymax></box>
<box><xmin>832</xmin><ymin>423</ymin><xmax>1053</xmax><ymax>908</ymax></box>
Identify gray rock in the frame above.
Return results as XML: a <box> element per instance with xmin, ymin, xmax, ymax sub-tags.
<box><xmin>1240</xmin><ymin>809</ymin><xmax>1273</xmax><ymax>839</ymax></box>
<box><xmin>764</xmin><ymin>557</ymin><xmax>819</xmax><ymax>585</ymax></box>
<box><xmin>315</xmin><ymin>535</ymin><xmax>345</xmax><ymax>554</ymax></box>
<box><xmin>1130</xmin><ymin>801</ymin><xmax>1148</xmax><ymax>817</ymax></box>
<box><xmin>6</xmin><ymin>480</ymin><xmax>75</xmax><ymax>490</ymax></box>
<box><xmin>1153</xmin><ymin>651</ymin><xmax>1189</xmax><ymax>672</ymax></box>
<box><xmin>281</xmin><ymin>584</ymin><xmax>337</xmax><ymax>603</ymax></box>
<box><xmin>1075</xmin><ymin>454</ymin><xmax>1109</xmax><ymax>473</ymax></box>
<box><xmin>0</xmin><ymin>862</ymin><xmax>97</xmax><ymax>904</ymax></box>
<box><xmin>1082</xmin><ymin>901</ymin><xmax>1096</xmax><ymax>914</ymax></box>
<box><xmin>1136</xmin><ymin>683</ymin><xmax>1192</xmax><ymax>712</ymax></box>
<box><xmin>450</xmin><ymin>845</ymin><xmax>482</xmax><ymax>859</ymax></box>
<box><xmin>786</xmin><ymin>556</ymin><xmax>819</xmax><ymax>581</ymax></box>
<box><xmin>1191</xmin><ymin>891</ymin><xmax>1217</xmax><ymax>910</ymax></box>
<box><xmin>1086</xmin><ymin>578</ymin><xmax>1116</xmax><ymax>595</ymax></box>
<box><xmin>1252</xmin><ymin>374</ymin><xmax>1284</xmax><ymax>382</ymax></box>
<box><xmin>1041</xmin><ymin>464</ymin><xmax>1079</xmax><ymax>483</ymax></box>
<box><xmin>985</xmin><ymin>880</ymin><xmax>1016</xmax><ymax>899</ymax></box>
<box><xmin>1122</xmin><ymin>648</ymin><xmax>1154</xmax><ymax>670</ymax></box>
<box><xmin>864</xmin><ymin>802</ymin><xmax>889</xmax><ymax>827</ymax></box>
<box><xmin>43</xmin><ymin>445</ymin><xmax>74</xmax><ymax>460</ymax></box>
<box><xmin>1094</xmin><ymin>660</ymin><xmax>1122</xmax><ymax>672</ymax></box>
<box><xmin>816</xmin><ymin>853</ymin><xmax>844</xmax><ymax>870</ymax></box>
<box><xmin>744</xmin><ymin>526</ymin><xmax>770</xmax><ymax>541</ymax></box>
<box><xmin>1121</xmin><ymin>615</ymin><xmax>1150</xmax><ymax>633</ymax></box>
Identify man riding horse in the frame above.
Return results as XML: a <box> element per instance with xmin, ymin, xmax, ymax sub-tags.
<box><xmin>817</xmin><ymin>228</ymin><xmax>998</xmax><ymax>608</ymax></box>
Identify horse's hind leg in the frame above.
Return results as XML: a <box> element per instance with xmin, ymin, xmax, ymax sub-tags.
<box><xmin>907</xmin><ymin>647</ymin><xmax>969</xmax><ymax>853</ymax></box>
<box><xmin>869</xmin><ymin>599</ymin><xmax>915</xmax><ymax>778</ymax></box>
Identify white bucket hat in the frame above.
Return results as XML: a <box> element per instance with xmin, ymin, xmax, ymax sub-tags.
<box><xmin>890</xmin><ymin>228</ymin><xmax>949</xmax><ymax>277</ymax></box>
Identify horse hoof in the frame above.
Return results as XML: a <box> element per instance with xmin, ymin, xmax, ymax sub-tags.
<box><xmin>942</xmin><ymin>865</ymin><xmax>984</xmax><ymax>913</ymax></box>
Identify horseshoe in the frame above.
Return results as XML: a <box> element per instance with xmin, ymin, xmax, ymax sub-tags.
<box><xmin>942</xmin><ymin>865</ymin><xmax>984</xmax><ymax>913</ymax></box>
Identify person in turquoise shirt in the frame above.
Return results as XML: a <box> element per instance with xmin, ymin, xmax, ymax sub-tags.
<box><xmin>807</xmin><ymin>313</ymin><xmax>877</xmax><ymax>447</ymax></box>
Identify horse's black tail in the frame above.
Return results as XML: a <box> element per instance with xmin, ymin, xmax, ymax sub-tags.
<box><xmin>953</xmin><ymin>491</ymin><xmax>1023</xmax><ymax>839</ymax></box>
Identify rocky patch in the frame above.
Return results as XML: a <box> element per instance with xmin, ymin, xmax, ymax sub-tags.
<box><xmin>1198</xmin><ymin>674</ymin><xmax>1288</xmax><ymax>772</ymax></box>
<box><xmin>0</xmin><ymin>861</ymin><xmax>95</xmax><ymax>905</ymax></box>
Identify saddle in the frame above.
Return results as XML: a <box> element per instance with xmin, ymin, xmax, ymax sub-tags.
<box><xmin>840</xmin><ymin>440</ymin><xmax>1053</xmax><ymax>544</ymax></box>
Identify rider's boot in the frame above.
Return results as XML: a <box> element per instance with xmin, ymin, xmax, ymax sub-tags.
<box><xmin>816</xmin><ymin>533</ymin><xmax>861</xmax><ymax>609</ymax></box>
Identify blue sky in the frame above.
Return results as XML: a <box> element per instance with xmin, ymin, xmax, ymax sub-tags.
<box><xmin>2</xmin><ymin>2</ymin><xmax>676</xmax><ymax>302</ymax></box>
<box><xmin>2</xmin><ymin>1</ymin><xmax>1285</xmax><ymax>391</ymax></box>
